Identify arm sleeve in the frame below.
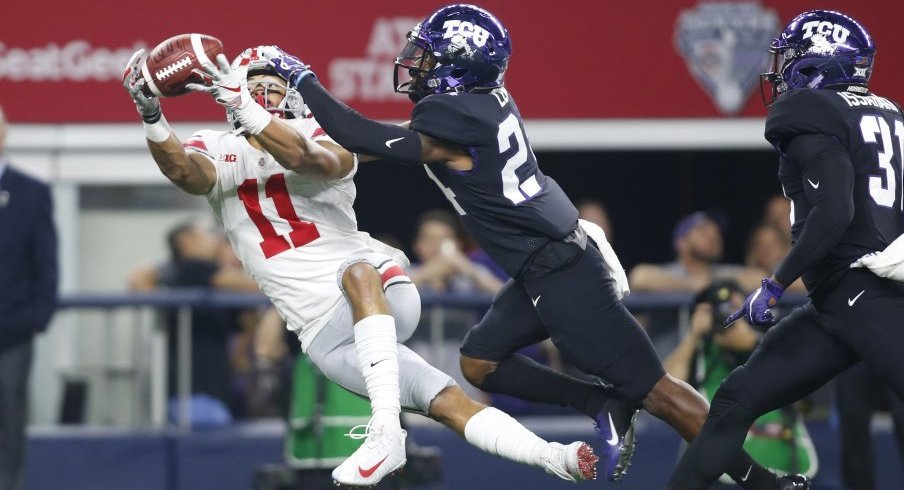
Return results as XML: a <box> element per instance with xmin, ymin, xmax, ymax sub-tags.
<box><xmin>297</xmin><ymin>77</ymin><xmax>423</xmax><ymax>165</ymax></box>
<box><xmin>773</xmin><ymin>134</ymin><xmax>855</xmax><ymax>286</ymax></box>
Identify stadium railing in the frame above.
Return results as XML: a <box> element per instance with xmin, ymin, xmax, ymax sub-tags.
<box><xmin>58</xmin><ymin>289</ymin><xmax>809</xmax><ymax>429</ymax></box>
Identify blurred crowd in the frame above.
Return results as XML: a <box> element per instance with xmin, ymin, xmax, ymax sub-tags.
<box><xmin>127</xmin><ymin>193</ymin><xmax>807</xmax><ymax>422</ymax></box>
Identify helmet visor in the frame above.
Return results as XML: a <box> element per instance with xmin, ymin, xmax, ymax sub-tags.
<box><xmin>394</xmin><ymin>36</ymin><xmax>436</xmax><ymax>99</ymax></box>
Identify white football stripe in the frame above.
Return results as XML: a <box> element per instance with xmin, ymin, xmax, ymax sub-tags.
<box><xmin>191</xmin><ymin>33</ymin><xmax>214</xmax><ymax>69</ymax></box>
<box><xmin>141</xmin><ymin>61</ymin><xmax>164</xmax><ymax>97</ymax></box>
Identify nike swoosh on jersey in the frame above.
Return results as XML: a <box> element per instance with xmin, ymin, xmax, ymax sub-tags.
<box><xmin>740</xmin><ymin>465</ymin><xmax>752</xmax><ymax>482</ymax></box>
<box><xmin>532</xmin><ymin>295</ymin><xmax>541</xmax><ymax>307</ymax></box>
<box><xmin>848</xmin><ymin>290</ymin><xmax>866</xmax><ymax>306</ymax></box>
<box><xmin>385</xmin><ymin>137</ymin><xmax>405</xmax><ymax>148</ymax></box>
<box><xmin>358</xmin><ymin>455</ymin><xmax>389</xmax><ymax>478</ymax></box>
<box><xmin>807</xmin><ymin>179</ymin><xmax>820</xmax><ymax>189</ymax></box>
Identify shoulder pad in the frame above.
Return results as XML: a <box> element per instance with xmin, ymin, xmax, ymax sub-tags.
<box><xmin>765</xmin><ymin>89</ymin><xmax>849</xmax><ymax>151</ymax></box>
<box><xmin>410</xmin><ymin>94</ymin><xmax>484</xmax><ymax>146</ymax></box>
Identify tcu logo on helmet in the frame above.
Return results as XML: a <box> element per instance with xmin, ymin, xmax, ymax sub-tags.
<box><xmin>441</xmin><ymin>20</ymin><xmax>490</xmax><ymax>47</ymax></box>
<box><xmin>802</xmin><ymin>21</ymin><xmax>850</xmax><ymax>43</ymax></box>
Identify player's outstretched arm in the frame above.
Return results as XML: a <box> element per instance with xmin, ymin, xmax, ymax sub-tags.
<box><xmin>252</xmin><ymin>117</ymin><xmax>355</xmax><ymax>181</ymax></box>
<box><xmin>268</xmin><ymin>48</ymin><xmax>468</xmax><ymax>166</ymax></box>
<box><xmin>184</xmin><ymin>52</ymin><xmax>355</xmax><ymax>180</ymax></box>
<box><xmin>147</xmin><ymin>135</ymin><xmax>217</xmax><ymax>195</ymax></box>
<box><xmin>122</xmin><ymin>49</ymin><xmax>215</xmax><ymax>195</ymax></box>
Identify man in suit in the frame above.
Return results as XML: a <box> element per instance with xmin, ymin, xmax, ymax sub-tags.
<box><xmin>0</xmin><ymin>103</ymin><xmax>58</xmax><ymax>490</ymax></box>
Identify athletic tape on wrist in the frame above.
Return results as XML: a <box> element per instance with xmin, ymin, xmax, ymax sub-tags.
<box><xmin>235</xmin><ymin>102</ymin><xmax>273</xmax><ymax>135</ymax></box>
<box><xmin>143</xmin><ymin>115</ymin><xmax>172</xmax><ymax>143</ymax></box>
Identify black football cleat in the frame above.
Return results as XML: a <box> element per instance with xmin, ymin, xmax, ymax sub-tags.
<box><xmin>777</xmin><ymin>474</ymin><xmax>811</xmax><ymax>489</ymax></box>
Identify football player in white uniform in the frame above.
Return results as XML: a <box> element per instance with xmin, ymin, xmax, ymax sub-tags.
<box><xmin>122</xmin><ymin>46</ymin><xmax>598</xmax><ymax>487</ymax></box>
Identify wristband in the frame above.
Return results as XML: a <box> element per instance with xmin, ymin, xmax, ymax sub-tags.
<box><xmin>234</xmin><ymin>101</ymin><xmax>273</xmax><ymax>135</ymax></box>
<box><xmin>290</xmin><ymin>70</ymin><xmax>316</xmax><ymax>91</ymax></box>
<box><xmin>143</xmin><ymin>115</ymin><xmax>172</xmax><ymax>143</ymax></box>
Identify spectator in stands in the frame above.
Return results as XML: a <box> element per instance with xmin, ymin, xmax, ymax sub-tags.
<box><xmin>629</xmin><ymin>211</ymin><xmax>746</xmax><ymax>292</ymax></box>
<box><xmin>406</xmin><ymin>210</ymin><xmax>503</xmax><ymax>401</ymax></box>
<box><xmin>409</xmin><ymin>209</ymin><xmax>503</xmax><ymax>294</ymax></box>
<box><xmin>835</xmin><ymin>363</ymin><xmax>904</xmax><ymax>490</ymax></box>
<box><xmin>745</xmin><ymin>223</ymin><xmax>806</xmax><ymax>293</ymax></box>
<box><xmin>663</xmin><ymin>280</ymin><xmax>817</xmax><ymax>481</ymax></box>
<box><xmin>0</xmin><ymin>103</ymin><xmax>59</xmax><ymax>490</ymax></box>
<box><xmin>763</xmin><ymin>194</ymin><xmax>793</xmax><ymax>237</ymax></box>
<box><xmin>129</xmin><ymin>220</ymin><xmax>263</xmax><ymax>423</ymax></box>
<box><xmin>575</xmin><ymin>198</ymin><xmax>613</xmax><ymax>242</ymax></box>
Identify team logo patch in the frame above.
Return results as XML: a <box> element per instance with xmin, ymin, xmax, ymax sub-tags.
<box><xmin>674</xmin><ymin>1</ymin><xmax>779</xmax><ymax>114</ymax></box>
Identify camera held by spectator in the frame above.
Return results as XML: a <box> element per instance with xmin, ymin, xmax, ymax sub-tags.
<box><xmin>664</xmin><ymin>280</ymin><xmax>818</xmax><ymax>480</ymax></box>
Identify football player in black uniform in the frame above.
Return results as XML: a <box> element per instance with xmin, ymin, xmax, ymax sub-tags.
<box><xmin>265</xmin><ymin>4</ymin><xmax>786</xmax><ymax>487</ymax></box>
<box><xmin>666</xmin><ymin>10</ymin><xmax>904</xmax><ymax>490</ymax></box>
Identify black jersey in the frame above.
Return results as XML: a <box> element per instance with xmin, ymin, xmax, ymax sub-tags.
<box><xmin>409</xmin><ymin>89</ymin><xmax>579</xmax><ymax>277</ymax></box>
<box><xmin>765</xmin><ymin>88</ymin><xmax>904</xmax><ymax>291</ymax></box>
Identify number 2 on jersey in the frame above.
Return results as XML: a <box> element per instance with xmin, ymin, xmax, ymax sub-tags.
<box><xmin>860</xmin><ymin>115</ymin><xmax>904</xmax><ymax>209</ymax></box>
<box><xmin>237</xmin><ymin>174</ymin><xmax>320</xmax><ymax>258</ymax></box>
<box><xmin>498</xmin><ymin>113</ymin><xmax>541</xmax><ymax>205</ymax></box>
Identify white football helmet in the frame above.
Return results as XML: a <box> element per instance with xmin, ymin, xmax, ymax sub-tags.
<box><xmin>227</xmin><ymin>45</ymin><xmax>307</xmax><ymax>130</ymax></box>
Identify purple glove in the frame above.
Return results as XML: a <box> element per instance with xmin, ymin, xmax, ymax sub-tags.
<box><xmin>724</xmin><ymin>278</ymin><xmax>785</xmax><ymax>327</ymax></box>
<box><xmin>266</xmin><ymin>46</ymin><xmax>314</xmax><ymax>89</ymax></box>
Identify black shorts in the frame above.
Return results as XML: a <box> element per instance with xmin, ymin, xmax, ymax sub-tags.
<box><xmin>719</xmin><ymin>269</ymin><xmax>904</xmax><ymax>414</ymax></box>
<box><xmin>460</xmin><ymin>236</ymin><xmax>665</xmax><ymax>405</ymax></box>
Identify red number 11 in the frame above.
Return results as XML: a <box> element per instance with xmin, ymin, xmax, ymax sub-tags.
<box><xmin>237</xmin><ymin>174</ymin><xmax>320</xmax><ymax>258</ymax></box>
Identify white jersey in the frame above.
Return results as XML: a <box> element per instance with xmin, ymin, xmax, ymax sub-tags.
<box><xmin>185</xmin><ymin>116</ymin><xmax>408</xmax><ymax>349</ymax></box>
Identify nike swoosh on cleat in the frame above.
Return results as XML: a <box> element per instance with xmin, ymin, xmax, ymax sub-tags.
<box><xmin>740</xmin><ymin>465</ymin><xmax>752</xmax><ymax>481</ymax></box>
<box><xmin>848</xmin><ymin>290</ymin><xmax>866</xmax><ymax>306</ymax></box>
<box><xmin>606</xmin><ymin>413</ymin><xmax>619</xmax><ymax>446</ymax></box>
<box><xmin>385</xmin><ymin>137</ymin><xmax>405</xmax><ymax>148</ymax></box>
<box><xmin>358</xmin><ymin>455</ymin><xmax>389</xmax><ymax>478</ymax></box>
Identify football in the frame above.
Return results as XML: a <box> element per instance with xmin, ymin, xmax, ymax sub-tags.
<box><xmin>140</xmin><ymin>33</ymin><xmax>224</xmax><ymax>97</ymax></box>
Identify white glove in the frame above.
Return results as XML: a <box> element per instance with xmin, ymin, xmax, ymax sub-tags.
<box><xmin>851</xmin><ymin>233</ymin><xmax>904</xmax><ymax>281</ymax></box>
<box><xmin>579</xmin><ymin>219</ymin><xmax>631</xmax><ymax>300</ymax></box>
<box><xmin>122</xmin><ymin>49</ymin><xmax>162</xmax><ymax>123</ymax></box>
<box><xmin>185</xmin><ymin>53</ymin><xmax>252</xmax><ymax>110</ymax></box>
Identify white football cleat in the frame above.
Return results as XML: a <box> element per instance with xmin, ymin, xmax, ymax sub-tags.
<box><xmin>332</xmin><ymin>423</ymin><xmax>407</xmax><ymax>487</ymax></box>
<box><xmin>542</xmin><ymin>441</ymin><xmax>598</xmax><ymax>482</ymax></box>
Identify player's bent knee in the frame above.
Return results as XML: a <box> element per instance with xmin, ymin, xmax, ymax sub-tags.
<box><xmin>459</xmin><ymin>355</ymin><xmax>496</xmax><ymax>388</ymax></box>
<box><xmin>717</xmin><ymin>365</ymin><xmax>749</xmax><ymax>403</ymax></box>
<box><xmin>341</xmin><ymin>261</ymin><xmax>381</xmax><ymax>293</ymax></box>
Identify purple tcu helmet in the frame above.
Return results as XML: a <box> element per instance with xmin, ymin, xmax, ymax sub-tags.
<box><xmin>394</xmin><ymin>4</ymin><xmax>512</xmax><ymax>102</ymax></box>
<box><xmin>761</xmin><ymin>10</ymin><xmax>875</xmax><ymax>106</ymax></box>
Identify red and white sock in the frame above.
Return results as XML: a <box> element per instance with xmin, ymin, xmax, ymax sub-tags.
<box><xmin>354</xmin><ymin>314</ymin><xmax>402</xmax><ymax>432</ymax></box>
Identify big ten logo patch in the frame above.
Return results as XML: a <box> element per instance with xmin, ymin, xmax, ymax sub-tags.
<box><xmin>218</xmin><ymin>153</ymin><xmax>237</xmax><ymax>163</ymax></box>
<box><xmin>441</xmin><ymin>20</ymin><xmax>490</xmax><ymax>48</ymax></box>
<box><xmin>801</xmin><ymin>21</ymin><xmax>850</xmax><ymax>44</ymax></box>
<box><xmin>329</xmin><ymin>17</ymin><xmax>420</xmax><ymax>102</ymax></box>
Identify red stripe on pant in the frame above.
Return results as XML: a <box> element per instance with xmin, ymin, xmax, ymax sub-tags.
<box><xmin>380</xmin><ymin>265</ymin><xmax>406</xmax><ymax>285</ymax></box>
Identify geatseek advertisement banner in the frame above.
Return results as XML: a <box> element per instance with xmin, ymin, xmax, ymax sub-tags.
<box><xmin>2</xmin><ymin>0</ymin><xmax>901</xmax><ymax>122</ymax></box>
